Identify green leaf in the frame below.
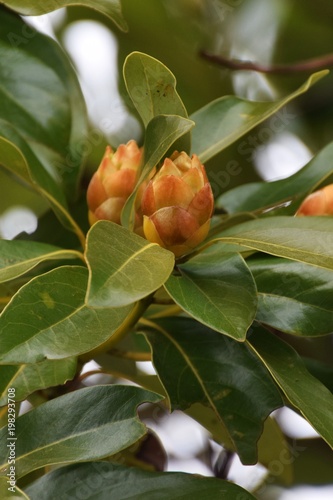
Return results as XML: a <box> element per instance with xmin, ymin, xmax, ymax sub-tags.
<box><xmin>0</xmin><ymin>239</ymin><xmax>83</xmax><ymax>283</ymax></box>
<box><xmin>143</xmin><ymin>317</ymin><xmax>283</xmax><ymax>464</ymax></box>
<box><xmin>0</xmin><ymin>135</ymin><xmax>84</xmax><ymax>242</ymax></box>
<box><xmin>248</xmin><ymin>327</ymin><xmax>333</xmax><ymax>451</ymax></box>
<box><xmin>191</xmin><ymin>70</ymin><xmax>328</xmax><ymax>163</ymax></box>
<box><xmin>121</xmin><ymin>114</ymin><xmax>194</xmax><ymax>229</ymax></box>
<box><xmin>1</xmin><ymin>0</ymin><xmax>127</xmax><ymax>30</ymax></box>
<box><xmin>248</xmin><ymin>256</ymin><xmax>333</xmax><ymax>336</ymax></box>
<box><xmin>25</xmin><ymin>462</ymin><xmax>256</xmax><ymax>500</ymax></box>
<box><xmin>0</xmin><ymin>477</ymin><xmax>29</xmax><ymax>499</ymax></box>
<box><xmin>165</xmin><ymin>250</ymin><xmax>257</xmax><ymax>341</ymax></box>
<box><xmin>124</xmin><ymin>52</ymin><xmax>189</xmax><ymax>128</ymax></box>
<box><xmin>213</xmin><ymin>216</ymin><xmax>333</xmax><ymax>270</ymax></box>
<box><xmin>0</xmin><ymin>358</ymin><xmax>77</xmax><ymax>406</ymax></box>
<box><xmin>0</xmin><ymin>266</ymin><xmax>133</xmax><ymax>364</ymax></box>
<box><xmin>85</xmin><ymin>221</ymin><xmax>175</xmax><ymax>308</ymax></box>
<box><xmin>0</xmin><ymin>9</ymin><xmax>88</xmax><ymax>197</ymax></box>
<box><xmin>0</xmin><ymin>385</ymin><xmax>162</xmax><ymax>478</ymax></box>
<box><xmin>217</xmin><ymin>141</ymin><xmax>333</xmax><ymax>214</ymax></box>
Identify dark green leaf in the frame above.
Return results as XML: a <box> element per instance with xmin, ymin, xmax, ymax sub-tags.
<box><xmin>217</xmin><ymin>141</ymin><xmax>333</xmax><ymax>214</ymax></box>
<box><xmin>165</xmin><ymin>250</ymin><xmax>257</xmax><ymax>341</ymax></box>
<box><xmin>143</xmin><ymin>317</ymin><xmax>283</xmax><ymax>464</ymax></box>
<box><xmin>25</xmin><ymin>462</ymin><xmax>256</xmax><ymax>500</ymax></box>
<box><xmin>85</xmin><ymin>221</ymin><xmax>174</xmax><ymax>308</ymax></box>
<box><xmin>248</xmin><ymin>256</ymin><xmax>333</xmax><ymax>336</ymax></box>
<box><xmin>0</xmin><ymin>239</ymin><xmax>83</xmax><ymax>283</ymax></box>
<box><xmin>0</xmin><ymin>358</ymin><xmax>77</xmax><ymax>406</ymax></box>
<box><xmin>191</xmin><ymin>71</ymin><xmax>328</xmax><ymax>163</ymax></box>
<box><xmin>0</xmin><ymin>9</ymin><xmax>88</xmax><ymax>196</ymax></box>
<box><xmin>248</xmin><ymin>327</ymin><xmax>333</xmax><ymax>451</ymax></box>
<box><xmin>0</xmin><ymin>385</ymin><xmax>162</xmax><ymax>478</ymax></box>
<box><xmin>213</xmin><ymin>216</ymin><xmax>333</xmax><ymax>270</ymax></box>
<box><xmin>0</xmin><ymin>266</ymin><xmax>133</xmax><ymax>364</ymax></box>
<box><xmin>1</xmin><ymin>0</ymin><xmax>127</xmax><ymax>30</ymax></box>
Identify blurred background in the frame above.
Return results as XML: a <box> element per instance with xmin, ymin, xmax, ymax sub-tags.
<box><xmin>2</xmin><ymin>0</ymin><xmax>333</xmax><ymax>497</ymax></box>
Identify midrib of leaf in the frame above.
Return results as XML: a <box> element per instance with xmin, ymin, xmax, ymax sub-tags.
<box><xmin>146</xmin><ymin>321</ymin><xmax>237</xmax><ymax>451</ymax></box>
<box><xmin>168</xmin><ymin>271</ymin><xmax>240</xmax><ymax>337</ymax></box>
<box><xmin>3</xmin><ymin>417</ymin><xmax>140</xmax><ymax>476</ymax></box>
<box><xmin>247</xmin><ymin>339</ymin><xmax>333</xmax><ymax>449</ymax></box>
<box><xmin>214</xmin><ymin>233</ymin><xmax>333</xmax><ymax>269</ymax></box>
<box><xmin>0</xmin><ymin>137</ymin><xmax>86</xmax><ymax>247</ymax></box>
<box><xmin>38</xmin><ymin>186</ymin><xmax>86</xmax><ymax>248</ymax></box>
<box><xmin>86</xmin><ymin>242</ymin><xmax>159</xmax><ymax>298</ymax></box>
<box><xmin>197</xmin><ymin>98</ymin><xmax>288</xmax><ymax>162</ymax></box>
<box><xmin>194</xmin><ymin>70</ymin><xmax>328</xmax><ymax>162</ymax></box>
<box><xmin>0</xmin><ymin>249</ymin><xmax>84</xmax><ymax>277</ymax></box>
<box><xmin>259</xmin><ymin>292</ymin><xmax>333</xmax><ymax>314</ymax></box>
<box><xmin>0</xmin><ymin>365</ymin><xmax>25</xmax><ymax>396</ymax></box>
<box><xmin>0</xmin><ymin>300</ymin><xmax>87</xmax><ymax>360</ymax></box>
<box><xmin>142</xmin><ymin>61</ymin><xmax>155</xmax><ymax>119</ymax></box>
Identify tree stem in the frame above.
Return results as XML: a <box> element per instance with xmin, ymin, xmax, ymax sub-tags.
<box><xmin>200</xmin><ymin>50</ymin><xmax>333</xmax><ymax>74</ymax></box>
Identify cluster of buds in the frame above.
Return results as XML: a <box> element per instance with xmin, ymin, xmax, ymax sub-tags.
<box><xmin>296</xmin><ymin>184</ymin><xmax>333</xmax><ymax>216</ymax></box>
<box><xmin>86</xmin><ymin>140</ymin><xmax>144</xmax><ymax>231</ymax></box>
<box><xmin>87</xmin><ymin>141</ymin><xmax>214</xmax><ymax>257</ymax></box>
<box><xmin>141</xmin><ymin>152</ymin><xmax>214</xmax><ymax>256</ymax></box>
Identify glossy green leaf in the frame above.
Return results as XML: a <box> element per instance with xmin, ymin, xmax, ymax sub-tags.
<box><xmin>0</xmin><ymin>357</ymin><xmax>77</xmax><ymax>406</ymax></box>
<box><xmin>217</xmin><ymin>141</ymin><xmax>333</xmax><ymax>214</ymax></box>
<box><xmin>121</xmin><ymin>114</ymin><xmax>194</xmax><ymax>229</ymax></box>
<box><xmin>0</xmin><ymin>266</ymin><xmax>133</xmax><ymax>364</ymax></box>
<box><xmin>0</xmin><ymin>239</ymin><xmax>83</xmax><ymax>283</ymax></box>
<box><xmin>248</xmin><ymin>327</ymin><xmax>333</xmax><ymax>451</ymax></box>
<box><xmin>85</xmin><ymin>221</ymin><xmax>174</xmax><ymax>308</ymax></box>
<box><xmin>0</xmin><ymin>9</ymin><xmax>88</xmax><ymax>198</ymax></box>
<box><xmin>124</xmin><ymin>51</ymin><xmax>187</xmax><ymax>123</ymax></box>
<box><xmin>25</xmin><ymin>462</ymin><xmax>256</xmax><ymax>500</ymax></box>
<box><xmin>1</xmin><ymin>0</ymin><xmax>127</xmax><ymax>30</ymax></box>
<box><xmin>143</xmin><ymin>317</ymin><xmax>283</xmax><ymax>464</ymax></box>
<box><xmin>248</xmin><ymin>256</ymin><xmax>333</xmax><ymax>336</ymax></box>
<box><xmin>0</xmin><ymin>385</ymin><xmax>162</xmax><ymax>478</ymax></box>
<box><xmin>213</xmin><ymin>216</ymin><xmax>333</xmax><ymax>270</ymax></box>
<box><xmin>191</xmin><ymin>70</ymin><xmax>328</xmax><ymax>162</ymax></box>
<box><xmin>165</xmin><ymin>250</ymin><xmax>257</xmax><ymax>341</ymax></box>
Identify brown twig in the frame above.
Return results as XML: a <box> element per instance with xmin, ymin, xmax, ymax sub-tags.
<box><xmin>200</xmin><ymin>50</ymin><xmax>333</xmax><ymax>74</ymax></box>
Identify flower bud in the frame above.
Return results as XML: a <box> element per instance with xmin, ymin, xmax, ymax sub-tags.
<box><xmin>87</xmin><ymin>140</ymin><xmax>143</xmax><ymax>228</ymax></box>
<box><xmin>141</xmin><ymin>151</ymin><xmax>214</xmax><ymax>257</ymax></box>
<box><xmin>296</xmin><ymin>184</ymin><xmax>333</xmax><ymax>216</ymax></box>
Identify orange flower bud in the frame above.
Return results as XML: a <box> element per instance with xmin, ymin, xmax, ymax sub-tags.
<box><xmin>87</xmin><ymin>140</ymin><xmax>143</xmax><ymax>228</ymax></box>
<box><xmin>296</xmin><ymin>184</ymin><xmax>333</xmax><ymax>216</ymax></box>
<box><xmin>141</xmin><ymin>151</ymin><xmax>214</xmax><ymax>257</ymax></box>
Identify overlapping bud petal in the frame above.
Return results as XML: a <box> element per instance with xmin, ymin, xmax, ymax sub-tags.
<box><xmin>296</xmin><ymin>184</ymin><xmax>333</xmax><ymax>216</ymax></box>
<box><xmin>141</xmin><ymin>151</ymin><xmax>214</xmax><ymax>257</ymax></box>
<box><xmin>87</xmin><ymin>140</ymin><xmax>143</xmax><ymax>228</ymax></box>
